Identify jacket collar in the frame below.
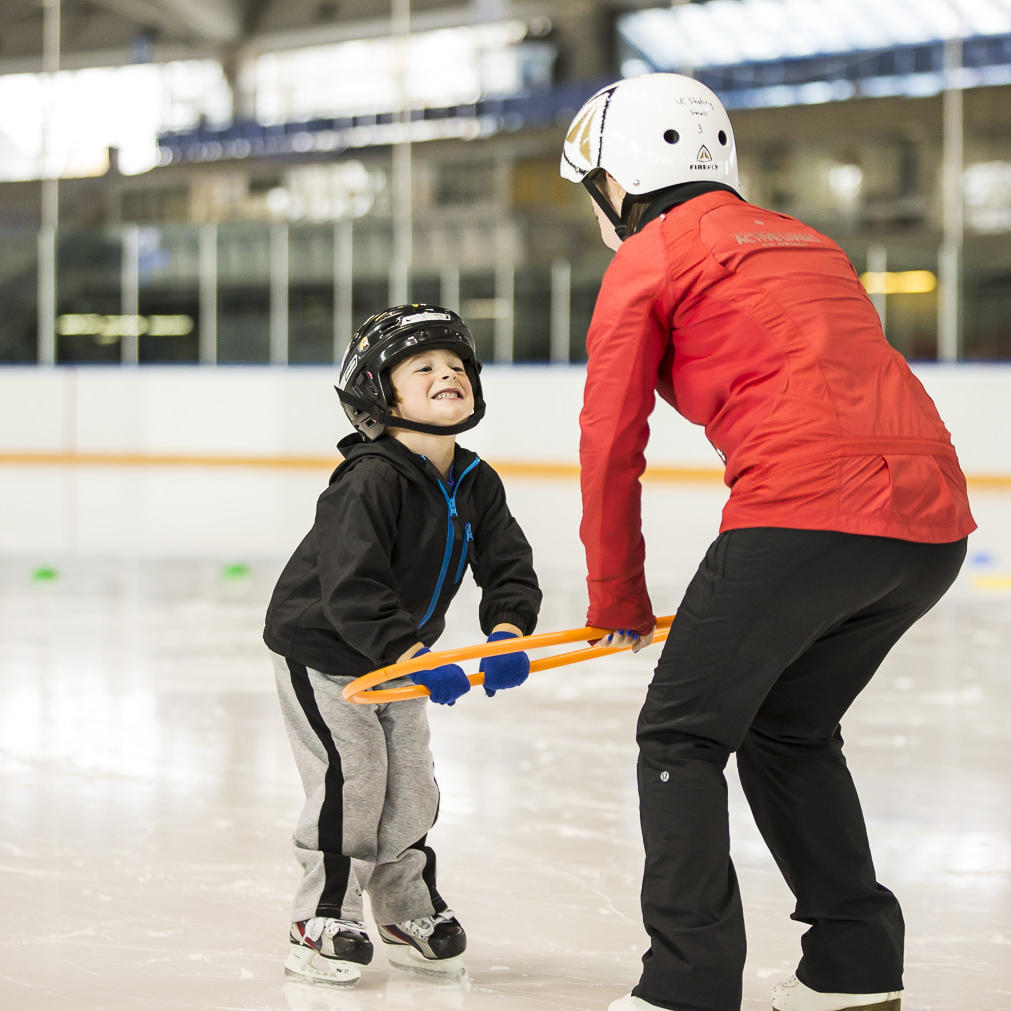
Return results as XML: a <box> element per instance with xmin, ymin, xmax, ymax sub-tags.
<box><xmin>634</xmin><ymin>181</ymin><xmax>742</xmax><ymax>234</ymax></box>
<box><xmin>336</xmin><ymin>432</ymin><xmax>478</xmax><ymax>487</ymax></box>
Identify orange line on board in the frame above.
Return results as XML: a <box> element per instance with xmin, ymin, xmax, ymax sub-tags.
<box><xmin>0</xmin><ymin>451</ymin><xmax>331</xmax><ymax>470</ymax></box>
<box><xmin>0</xmin><ymin>451</ymin><xmax>1008</xmax><ymax>488</ymax></box>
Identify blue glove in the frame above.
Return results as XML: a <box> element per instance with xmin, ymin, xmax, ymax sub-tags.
<box><xmin>479</xmin><ymin>630</ymin><xmax>530</xmax><ymax>697</ymax></box>
<box><xmin>409</xmin><ymin>648</ymin><xmax>471</xmax><ymax>706</ymax></box>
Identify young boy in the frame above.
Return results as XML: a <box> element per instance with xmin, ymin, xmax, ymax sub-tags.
<box><xmin>264</xmin><ymin>304</ymin><xmax>541</xmax><ymax>986</ymax></box>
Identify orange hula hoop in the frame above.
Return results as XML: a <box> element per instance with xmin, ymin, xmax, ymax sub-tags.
<box><xmin>342</xmin><ymin>615</ymin><xmax>675</xmax><ymax>704</ymax></box>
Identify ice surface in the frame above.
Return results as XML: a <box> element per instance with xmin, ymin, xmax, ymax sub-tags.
<box><xmin>1</xmin><ymin>468</ymin><xmax>1008</xmax><ymax>1010</ymax></box>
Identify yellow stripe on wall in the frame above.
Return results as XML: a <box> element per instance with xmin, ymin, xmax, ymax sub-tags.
<box><xmin>974</xmin><ymin>574</ymin><xmax>1011</xmax><ymax>590</ymax></box>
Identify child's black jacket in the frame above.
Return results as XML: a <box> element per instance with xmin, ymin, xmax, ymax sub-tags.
<box><xmin>264</xmin><ymin>433</ymin><xmax>541</xmax><ymax>676</ymax></box>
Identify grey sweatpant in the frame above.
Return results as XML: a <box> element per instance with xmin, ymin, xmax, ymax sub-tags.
<box><xmin>271</xmin><ymin>651</ymin><xmax>445</xmax><ymax>925</ymax></box>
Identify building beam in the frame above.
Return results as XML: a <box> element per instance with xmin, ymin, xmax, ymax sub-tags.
<box><xmin>87</xmin><ymin>0</ymin><xmax>241</xmax><ymax>48</ymax></box>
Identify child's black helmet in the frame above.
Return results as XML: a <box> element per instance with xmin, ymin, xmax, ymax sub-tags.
<box><xmin>336</xmin><ymin>304</ymin><xmax>485</xmax><ymax>440</ymax></box>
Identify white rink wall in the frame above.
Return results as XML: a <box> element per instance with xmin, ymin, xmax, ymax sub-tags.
<box><xmin>1</xmin><ymin>363</ymin><xmax>1008</xmax><ymax>477</ymax></box>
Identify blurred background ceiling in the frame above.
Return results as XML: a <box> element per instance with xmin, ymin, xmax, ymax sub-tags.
<box><xmin>4</xmin><ymin>0</ymin><xmax>1011</xmax><ymax>70</ymax></box>
<box><xmin>0</xmin><ymin>1</ymin><xmax>666</xmax><ymax>69</ymax></box>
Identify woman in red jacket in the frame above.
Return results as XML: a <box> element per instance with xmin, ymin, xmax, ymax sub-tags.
<box><xmin>560</xmin><ymin>74</ymin><xmax>974</xmax><ymax>1011</ymax></box>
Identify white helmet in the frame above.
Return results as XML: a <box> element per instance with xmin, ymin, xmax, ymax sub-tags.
<box><xmin>560</xmin><ymin>73</ymin><xmax>739</xmax><ymax>196</ymax></box>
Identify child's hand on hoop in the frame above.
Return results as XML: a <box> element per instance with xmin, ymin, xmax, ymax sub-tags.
<box><xmin>479</xmin><ymin>626</ymin><xmax>530</xmax><ymax>697</ymax></box>
<box><xmin>407</xmin><ymin>648</ymin><xmax>471</xmax><ymax>705</ymax></box>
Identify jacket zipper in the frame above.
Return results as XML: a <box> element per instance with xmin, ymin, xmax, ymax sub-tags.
<box><xmin>418</xmin><ymin>458</ymin><xmax>480</xmax><ymax>627</ymax></box>
<box><xmin>454</xmin><ymin>522</ymin><xmax>473</xmax><ymax>584</ymax></box>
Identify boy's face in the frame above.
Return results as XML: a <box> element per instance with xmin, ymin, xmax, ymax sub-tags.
<box><xmin>388</xmin><ymin>348</ymin><xmax>474</xmax><ymax>429</ymax></box>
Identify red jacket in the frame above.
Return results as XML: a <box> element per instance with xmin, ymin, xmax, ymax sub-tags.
<box><xmin>580</xmin><ymin>191</ymin><xmax>975</xmax><ymax>634</ymax></box>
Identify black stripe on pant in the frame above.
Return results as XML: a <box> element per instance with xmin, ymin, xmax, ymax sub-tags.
<box><xmin>286</xmin><ymin>658</ymin><xmax>352</xmax><ymax>916</ymax></box>
<box><xmin>631</xmin><ymin>529</ymin><xmax>967</xmax><ymax>1011</ymax></box>
<box><xmin>413</xmin><ymin>832</ymin><xmax>448</xmax><ymax>916</ymax></box>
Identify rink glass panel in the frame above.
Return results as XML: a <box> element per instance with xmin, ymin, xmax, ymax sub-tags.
<box><xmin>0</xmin><ymin>226</ymin><xmax>38</xmax><ymax>363</ymax></box>
<box><xmin>55</xmin><ymin>228</ymin><xmax>123</xmax><ymax>364</ymax></box>
<box><xmin>458</xmin><ymin>268</ymin><xmax>496</xmax><ymax>363</ymax></box>
<box><xmin>18</xmin><ymin>221</ymin><xmax>1011</xmax><ymax>366</ymax></box>
<box><xmin>288</xmin><ymin>225</ymin><xmax>336</xmax><ymax>364</ymax></box>
<box><xmin>217</xmin><ymin>223</ymin><xmax>270</xmax><ymax>363</ymax></box>
<box><xmin>137</xmin><ymin>226</ymin><xmax>201</xmax><ymax>364</ymax></box>
<box><xmin>513</xmin><ymin>266</ymin><xmax>551</xmax><ymax>362</ymax></box>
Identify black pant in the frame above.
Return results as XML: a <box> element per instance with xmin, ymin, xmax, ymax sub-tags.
<box><xmin>631</xmin><ymin>529</ymin><xmax>967</xmax><ymax>1011</ymax></box>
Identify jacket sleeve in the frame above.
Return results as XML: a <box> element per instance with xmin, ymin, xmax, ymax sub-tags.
<box><xmin>314</xmin><ymin>461</ymin><xmax>422</xmax><ymax>667</ymax></box>
<box><xmin>469</xmin><ymin>464</ymin><xmax>542</xmax><ymax>636</ymax></box>
<box><xmin>579</xmin><ymin>229</ymin><xmax>671</xmax><ymax>634</ymax></box>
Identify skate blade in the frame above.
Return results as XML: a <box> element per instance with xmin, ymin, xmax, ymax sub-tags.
<box><xmin>837</xmin><ymin>1004</ymin><xmax>900</xmax><ymax>1011</ymax></box>
<box><xmin>384</xmin><ymin>945</ymin><xmax>468</xmax><ymax>980</ymax></box>
<box><xmin>771</xmin><ymin>1001</ymin><xmax>900</xmax><ymax>1011</ymax></box>
<box><xmin>284</xmin><ymin>946</ymin><xmax>363</xmax><ymax>987</ymax></box>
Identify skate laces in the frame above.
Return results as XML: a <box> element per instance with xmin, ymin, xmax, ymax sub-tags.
<box><xmin>397</xmin><ymin>908</ymin><xmax>457</xmax><ymax>939</ymax></box>
<box><xmin>303</xmin><ymin>917</ymin><xmax>368</xmax><ymax>942</ymax></box>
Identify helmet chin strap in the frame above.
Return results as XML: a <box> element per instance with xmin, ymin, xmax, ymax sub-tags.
<box><xmin>336</xmin><ymin>385</ymin><xmax>486</xmax><ymax>437</ymax></box>
<box><xmin>386</xmin><ymin>403</ymin><xmax>486</xmax><ymax>436</ymax></box>
<box><xmin>582</xmin><ymin>172</ymin><xmax>628</xmax><ymax>241</ymax></box>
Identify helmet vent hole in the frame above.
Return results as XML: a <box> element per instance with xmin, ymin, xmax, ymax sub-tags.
<box><xmin>718</xmin><ymin>130</ymin><xmax>728</xmax><ymax>145</ymax></box>
<box><xmin>663</xmin><ymin>129</ymin><xmax>679</xmax><ymax>145</ymax></box>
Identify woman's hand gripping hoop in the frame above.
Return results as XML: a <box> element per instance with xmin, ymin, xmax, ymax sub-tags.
<box><xmin>342</xmin><ymin>615</ymin><xmax>675</xmax><ymax>704</ymax></box>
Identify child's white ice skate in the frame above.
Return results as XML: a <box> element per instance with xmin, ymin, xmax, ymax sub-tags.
<box><xmin>378</xmin><ymin>909</ymin><xmax>467</xmax><ymax>978</ymax></box>
<box><xmin>285</xmin><ymin>917</ymin><xmax>374</xmax><ymax>986</ymax></box>
<box><xmin>771</xmin><ymin>974</ymin><xmax>901</xmax><ymax>1010</ymax></box>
